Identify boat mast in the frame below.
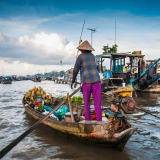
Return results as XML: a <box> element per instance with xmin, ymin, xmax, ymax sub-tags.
<box><xmin>60</xmin><ymin>60</ymin><xmax>63</xmax><ymax>71</ymax></box>
<box><xmin>115</xmin><ymin>19</ymin><xmax>116</xmax><ymax>45</ymax></box>
<box><xmin>76</xmin><ymin>19</ymin><xmax>85</xmax><ymax>59</ymax></box>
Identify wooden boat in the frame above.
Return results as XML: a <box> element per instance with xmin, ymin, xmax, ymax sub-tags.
<box><xmin>31</xmin><ymin>74</ymin><xmax>41</xmax><ymax>82</ymax></box>
<box><xmin>23</xmin><ymin>98</ymin><xmax>136</xmax><ymax>150</ymax></box>
<box><xmin>96</xmin><ymin>52</ymin><xmax>160</xmax><ymax>92</ymax></box>
<box><xmin>31</xmin><ymin>77</ymin><xmax>41</xmax><ymax>82</ymax></box>
<box><xmin>1</xmin><ymin>81</ymin><xmax>12</xmax><ymax>84</ymax></box>
<box><xmin>31</xmin><ymin>79</ymin><xmax>41</xmax><ymax>82</ymax></box>
<box><xmin>136</xmin><ymin>85</ymin><xmax>160</xmax><ymax>93</ymax></box>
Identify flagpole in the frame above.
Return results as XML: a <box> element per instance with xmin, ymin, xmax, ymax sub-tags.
<box><xmin>115</xmin><ymin>19</ymin><xmax>116</xmax><ymax>45</ymax></box>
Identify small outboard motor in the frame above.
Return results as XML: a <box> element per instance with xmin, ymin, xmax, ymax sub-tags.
<box><xmin>111</xmin><ymin>87</ymin><xmax>136</xmax><ymax>114</ymax></box>
<box><xmin>120</xmin><ymin>97</ymin><xmax>136</xmax><ymax>113</ymax></box>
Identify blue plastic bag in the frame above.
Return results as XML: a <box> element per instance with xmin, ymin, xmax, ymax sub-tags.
<box><xmin>105</xmin><ymin>109</ymin><xmax>123</xmax><ymax>118</ymax></box>
<box><xmin>44</xmin><ymin>105</ymin><xmax>69</xmax><ymax>120</ymax></box>
<box><xmin>44</xmin><ymin>105</ymin><xmax>52</xmax><ymax>112</ymax></box>
<box><xmin>103</xmin><ymin>70</ymin><xmax>113</xmax><ymax>79</ymax></box>
<box><xmin>54</xmin><ymin>105</ymin><xmax>69</xmax><ymax>120</ymax></box>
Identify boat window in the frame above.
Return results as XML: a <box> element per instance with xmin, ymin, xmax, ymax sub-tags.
<box><xmin>112</xmin><ymin>57</ymin><xmax>124</xmax><ymax>72</ymax></box>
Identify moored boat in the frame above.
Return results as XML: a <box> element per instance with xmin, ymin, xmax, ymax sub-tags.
<box><xmin>31</xmin><ymin>74</ymin><xmax>42</xmax><ymax>82</ymax></box>
<box><xmin>0</xmin><ymin>76</ymin><xmax>12</xmax><ymax>84</ymax></box>
<box><xmin>96</xmin><ymin>52</ymin><xmax>160</xmax><ymax>93</ymax></box>
<box><xmin>31</xmin><ymin>78</ymin><xmax>41</xmax><ymax>82</ymax></box>
<box><xmin>1</xmin><ymin>81</ymin><xmax>12</xmax><ymax>84</ymax></box>
<box><xmin>31</xmin><ymin>79</ymin><xmax>41</xmax><ymax>82</ymax></box>
<box><xmin>22</xmin><ymin>87</ymin><xmax>136</xmax><ymax>150</ymax></box>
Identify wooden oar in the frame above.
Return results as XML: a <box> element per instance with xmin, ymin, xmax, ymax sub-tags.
<box><xmin>136</xmin><ymin>106</ymin><xmax>160</xmax><ymax>119</ymax></box>
<box><xmin>0</xmin><ymin>86</ymin><xmax>81</xmax><ymax>159</ymax></box>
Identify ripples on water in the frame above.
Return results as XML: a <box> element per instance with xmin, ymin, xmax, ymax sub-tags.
<box><xmin>0</xmin><ymin>81</ymin><xmax>160</xmax><ymax>160</ymax></box>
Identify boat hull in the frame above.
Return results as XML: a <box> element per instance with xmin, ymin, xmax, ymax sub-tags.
<box><xmin>23</xmin><ymin>104</ymin><xmax>136</xmax><ymax>150</ymax></box>
<box><xmin>1</xmin><ymin>81</ymin><xmax>12</xmax><ymax>84</ymax></box>
<box><xmin>136</xmin><ymin>85</ymin><xmax>160</xmax><ymax>93</ymax></box>
<box><xmin>31</xmin><ymin>80</ymin><xmax>41</xmax><ymax>82</ymax></box>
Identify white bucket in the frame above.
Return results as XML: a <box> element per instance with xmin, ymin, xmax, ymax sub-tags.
<box><xmin>122</xmin><ymin>83</ymin><xmax>125</xmax><ymax>87</ymax></box>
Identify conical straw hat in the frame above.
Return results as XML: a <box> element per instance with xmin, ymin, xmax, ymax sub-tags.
<box><xmin>76</xmin><ymin>40</ymin><xmax>95</xmax><ymax>51</ymax></box>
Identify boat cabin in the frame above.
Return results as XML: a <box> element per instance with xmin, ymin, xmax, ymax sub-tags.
<box><xmin>95</xmin><ymin>52</ymin><xmax>145</xmax><ymax>91</ymax></box>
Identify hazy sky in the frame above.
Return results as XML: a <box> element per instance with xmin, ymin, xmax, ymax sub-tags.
<box><xmin>0</xmin><ymin>0</ymin><xmax>160</xmax><ymax>76</ymax></box>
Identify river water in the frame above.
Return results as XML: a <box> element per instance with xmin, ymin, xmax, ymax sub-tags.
<box><xmin>0</xmin><ymin>81</ymin><xmax>160</xmax><ymax>160</ymax></box>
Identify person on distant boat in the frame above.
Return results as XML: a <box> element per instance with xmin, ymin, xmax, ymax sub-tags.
<box><xmin>123</xmin><ymin>65</ymin><xmax>127</xmax><ymax>73</ymax></box>
<box><xmin>71</xmin><ymin>40</ymin><xmax>102</xmax><ymax>121</ymax></box>
<box><xmin>147</xmin><ymin>62</ymin><xmax>154</xmax><ymax>79</ymax></box>
<box><xmin>132</xmin><ymin>57</ymin><xmax>139</xmax><ymax>78</ymax></box>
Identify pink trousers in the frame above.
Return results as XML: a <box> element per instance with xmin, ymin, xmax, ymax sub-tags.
<box><xmin>82</xmin><ymin>82</ymin><xmax>102</xmax><ymax>121</ymax></box>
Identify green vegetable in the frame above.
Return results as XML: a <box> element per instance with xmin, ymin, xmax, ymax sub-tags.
<box><xmin>56</xmin><ymin>95</ymin><xmax>94</xmax><ymax>105</ymax></box>
<box><xmin>38</xmin><ymin>104</ymin><xmax>44</xmax><ymax>112</ymax></box>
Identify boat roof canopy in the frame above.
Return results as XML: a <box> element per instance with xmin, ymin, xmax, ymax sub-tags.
<box><xmin>96</xmin><ymin>52</ymin><xmax>145</xmax><ymax>58</ymax></box>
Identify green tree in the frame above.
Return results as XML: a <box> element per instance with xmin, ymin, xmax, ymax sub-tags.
<box><xmin>110</xmin><ymin>44</ymin><xmax>118</xmax><ymax>53</ymax></box>
<box><xmin>102</xmin><ymin>44</ymin><xmax>109</xmax><ymax>52</ymax></box>
<box><xmin>102</xmin><ymin>44</ymin><xmax>118</xmax><ymax>53</ymax></box>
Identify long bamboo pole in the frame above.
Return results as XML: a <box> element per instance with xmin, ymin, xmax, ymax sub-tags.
<box><xmin>67</xmin><ymin>93</ymin><xmax>75</xmax><ymax>122</ymax></box>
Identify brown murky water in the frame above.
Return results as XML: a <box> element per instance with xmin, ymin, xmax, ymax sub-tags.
<box><xmin>0</xmin><ymin>81</ymin><xmax>160</xmax><ymax>160</ymax></box>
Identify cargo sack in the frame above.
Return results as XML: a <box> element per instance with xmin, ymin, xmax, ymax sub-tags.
<box><xmin>54</xmin><ymin>105</ymin><xmax>69</xmax><ymax>120</ymax></box>
<box><xmin>105</xmin><ymin>109</ymin><xmax>123</xmax><ymax>118</ymax></box>
<box><xmin>44</xmin><ymin>105</ymin><xmax>52</xmax><ymax>112</ymax></box>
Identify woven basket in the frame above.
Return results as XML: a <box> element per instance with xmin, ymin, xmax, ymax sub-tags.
<box><xmin>134</xmin><ymin>50</ymin><xmax>141</xmax><ymax>55</ymax></box>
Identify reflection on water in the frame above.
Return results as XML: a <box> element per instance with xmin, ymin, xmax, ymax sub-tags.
<box><xmin>0</xmin><ymin>81</ymin><xmax>160</xmax><ymax>160</ymax></box>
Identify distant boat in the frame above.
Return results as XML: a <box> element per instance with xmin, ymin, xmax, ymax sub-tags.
<box><xmin>31</xmin><ymin>75</ymin><xmax>41</xmax><ymax>82</ymax></box>
<box><xmin>41</xmin><ymin>77</ymin><xmax>46</xmax><ymax>81</ymax></box>
<box><xmin>31</xmin><ymin>79</ymin><xmax>41</xmax><ymax>82</ymax></box>
<box><xmin>0</xmin><ymin>76</ymin><xmax>12</xmax><ymax>84</ymax></box>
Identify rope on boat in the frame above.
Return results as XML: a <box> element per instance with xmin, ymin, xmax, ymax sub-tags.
<box><xmin>136</xmin><ymin>106</ymin><xmax>160</xmax><ymax>119</ymax></box>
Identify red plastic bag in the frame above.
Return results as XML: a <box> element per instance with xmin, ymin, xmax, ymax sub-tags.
<box><xmin>35</xmin><ymin>101</ymin><xmax>42</xmax><ymax>107</ymax></box>
<box><xmin>91</xmin><ymin>113</ymin><xmax>96</xmax><ymax>120</ymax></box>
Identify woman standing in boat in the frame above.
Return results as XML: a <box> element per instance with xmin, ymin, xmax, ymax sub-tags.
<box><xmin>71</xmin><ymin>40</ymin><xmax>102</xmax><ymax>121</ymax></box>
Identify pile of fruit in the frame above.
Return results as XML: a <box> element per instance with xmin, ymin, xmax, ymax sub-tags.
<box><xmin>24</xmin><ymin>86</ymin><xmax>54</xmax><ymax>107</ymax></box>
